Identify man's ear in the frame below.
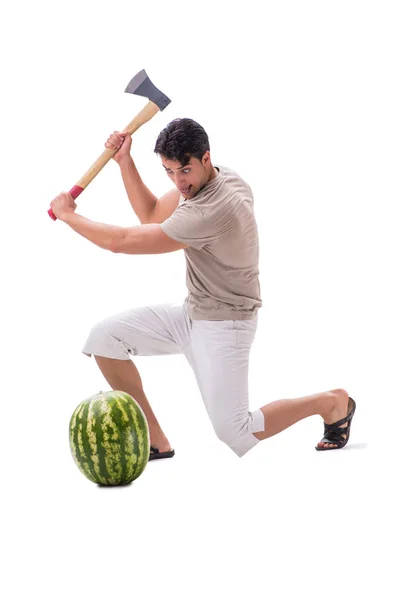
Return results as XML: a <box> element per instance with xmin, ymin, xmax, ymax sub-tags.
<box><xmin>202</xmin><ymin>151</ymin><xmax>211</xmax><ymax>166</ymax></box>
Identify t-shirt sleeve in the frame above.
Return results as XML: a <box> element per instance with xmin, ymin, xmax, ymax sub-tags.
<box><xmin>160</xmin><ymin>203</ymin><xmax>217</xmax><ymax>250</ymax></box>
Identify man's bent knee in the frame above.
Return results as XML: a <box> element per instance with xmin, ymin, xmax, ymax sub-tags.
<box><xmin>82</xmin><ymin>319</ymin><xmax>131</xmax><ymax>361</ymax></box>
<box><xmin>213</xmin><ymin>423</ymin><xmax>260</xmax><ymax>458</ymax></box>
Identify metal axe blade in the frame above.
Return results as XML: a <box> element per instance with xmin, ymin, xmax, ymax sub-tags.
<box><xmin>125</xmin><ymin>69</ymin><xmax>171</xmax><ymax>111</ymax></box>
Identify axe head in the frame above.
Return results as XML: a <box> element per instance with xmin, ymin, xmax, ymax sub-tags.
<box><xmin>125</xmin><ymin>69</ymin><xmax>171</xmax><ymax>111</ymax></box>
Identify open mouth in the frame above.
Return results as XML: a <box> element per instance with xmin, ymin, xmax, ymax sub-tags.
<box><xmin>180</xmin><ymin>186</ymin><xmax>191</xmax><ymax>194</ymax></box>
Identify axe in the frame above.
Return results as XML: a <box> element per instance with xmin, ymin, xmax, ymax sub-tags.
<box><xmin>48</xmin><ymin>69</ymin><xmax>171</xmax><ymax>220</ymax></box>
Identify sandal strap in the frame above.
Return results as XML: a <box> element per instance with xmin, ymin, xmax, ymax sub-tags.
<box><xmin>331</xmin><ymin>415</ymin><xmax>349</xmax><ymax>427</ymax></box>
<box><xmin>326</xmin><ymin>413</ymin><xmax>350</xmax><ymax>428</ymax></box>
<box><xmin>321</xmin><ymin>423</ymin><xmax>348</xmax><ymax>444</ymax></box>
<box><xmin>324</xmin><ymin>422</ymin><xmax>349</xmax><ymax>436</ymax></box>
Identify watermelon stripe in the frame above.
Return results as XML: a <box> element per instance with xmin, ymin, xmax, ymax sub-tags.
<box><xmin>119</xmin><ymin>392</ymin><xmax>143</xmax><ymax>483</ymax></box>
<box><xmin>104</xmin><ymin>394</ymin><xmax>125</xmax><ymax>484</ymax></box>
<box><xmin>93</xmin><ymin>397</ymin><xmax>109</xmax><ymax>483</ymax></box>
<box><xmin>123</xmin><ymin>396</ymin><xmax>140</xmax><ymax>480</ymax></box>
<box><xmin>70</xmin><ymin>403</ymin><xmax>96</xmax><ymax>483</ymax></box>
<box><xmin>114</xmin><ymin>396</ymin><xmax>130</xmax><ymax>483</ymax></box>
<box><xmin>126</xmin><ymin>392</ymin><xmax>149</xmax><ymax>466</ymax></box>
<box><xmin>126</xmin><ymin>396</ymin><xmax>140</xmax><ymax>474</ymax></box>
<box><xmin>104</xmin><ymin>396</ymin><xmax>123</xmax><ymax>483</ymax></box>
<box><xmin>72</xmin><ymin>406</ymin><xmax>89</xmax><ymax>479</ymax></box>
<box><xmin>122</xmin><ymin>392</ymin><xmax>143</xmax><ymax>465</ymax></box>
<box><xmin>86</xmin><ymin>398</ymin><xmax>103</xmax><ymax>482</ymax></box>
<box><xmin>80</xmin><ymin>400</ymin><xmax>99</xmax><ymax>482</ymax></box>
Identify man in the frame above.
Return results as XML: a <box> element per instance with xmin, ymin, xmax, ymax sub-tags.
<box><xmin>50</xmin><ymin>118</ymin><xmax>356</xmax><ymax>459</ymax></box>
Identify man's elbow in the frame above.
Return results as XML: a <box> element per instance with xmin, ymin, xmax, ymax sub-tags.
<box><xmin>109</xmin><ymin>231</ymin><xmax>126</xmax><ymax>254</ymax></box>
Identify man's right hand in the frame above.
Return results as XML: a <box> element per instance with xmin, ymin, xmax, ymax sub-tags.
<box><xmin>105</xmin><ymin>131</ymin><xmax>132</xmax><ymax>164</ymax></box>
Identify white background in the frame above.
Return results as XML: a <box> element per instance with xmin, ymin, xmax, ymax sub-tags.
<box><xmin>1</xmin><ymin>0</ymin><xmax>399</xmax><ymax>598</ymax></box>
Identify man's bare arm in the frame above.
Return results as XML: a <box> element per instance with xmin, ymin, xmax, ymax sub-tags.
<box><xmin>144</xmin><ymin>188</ymin><xmax>181</xmax><ymax>224</ymax></box>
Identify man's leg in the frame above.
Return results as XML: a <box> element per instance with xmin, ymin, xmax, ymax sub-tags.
<box><xmin>186</xmin><ymin>318</ymin><xmax>353</xmax><ymax>455</ymax></box>
<box><xmin>253</xmin><ymin>388</ymin><xmax>351</xmax><ymax>449</ymax></box>
<box><xmin>94</xmin><ymin>356</ymin><xmax>172</xmax><ymax>453</ymax></box>
<box><xmin>81</xmin><ymin>304</ymin><xmax>193</xmax><ymax>454</ymax></box>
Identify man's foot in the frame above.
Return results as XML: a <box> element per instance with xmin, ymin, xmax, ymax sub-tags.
<box><xmin>316</xmin><ymin>393</ymin><xmax>356</xmax><ymax>450</ymax></box>
<box><xmin>149</xmin><ymin>446</ymin><xmax>175</xmax><ymax>461</ymax></box>
<box><xmin>148</xmin><ymin>434</ymin><xmax>174</xmax><ymax>460</ymax></box>
<box><xmin>149</xmin><ymin>426</ymin><xmax>170</xmax><ymax>450</ymax></box>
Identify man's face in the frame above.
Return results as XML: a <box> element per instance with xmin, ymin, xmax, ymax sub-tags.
<box><xmin>161</xmin><ymin>152</ymin><xmax>211</xmax><ymax>199</ymax></box>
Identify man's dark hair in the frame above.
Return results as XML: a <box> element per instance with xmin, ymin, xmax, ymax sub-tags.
<box><xmin>154</xmin><ymin>118</ymin><xmax>210</xmax><ymax>167</ymax></box>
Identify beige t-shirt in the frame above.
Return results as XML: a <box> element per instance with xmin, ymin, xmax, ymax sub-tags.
<box><xmin>160</xmin><ymin>165</ymin><xmax>262</xmax><ymax>320</ymax></box>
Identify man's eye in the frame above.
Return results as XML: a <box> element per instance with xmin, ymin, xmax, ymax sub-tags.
<box><xmin>183</xmin><ymin>169</ymin><xmax>190</xmax><ymax>173</ymax></box>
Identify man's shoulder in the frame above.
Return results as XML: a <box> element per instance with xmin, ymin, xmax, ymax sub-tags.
<box><xmin>216</xmin><ymin>165</ymin><xmax>239</xmax><ymax>178</ymax></box>
<box><xmin>216</xmin><ymin>165</ymin><xmax>254</xmax><ymax>200</ymax></box>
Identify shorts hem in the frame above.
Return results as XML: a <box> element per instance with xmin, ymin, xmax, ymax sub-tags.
<box><xmin>81</xmin><ymin>347</ymin><xmax>129</xmax><ymax>360</ymax></box>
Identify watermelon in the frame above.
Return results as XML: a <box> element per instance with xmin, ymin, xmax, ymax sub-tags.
<box><xmin>69</xmin><ymin>390</ymin><xmax>150</xmax><ymax>485</ymax></box>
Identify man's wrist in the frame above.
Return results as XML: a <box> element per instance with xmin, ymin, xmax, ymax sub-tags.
<box><xmin>62</xmin><ymin>211</ymin><xmax>79</xmax><ymax>225</ymax></box>
<box><xmin>118</xmin><ymin>155</ymin><xmax>134</xmax><ymax>169</ymax></box>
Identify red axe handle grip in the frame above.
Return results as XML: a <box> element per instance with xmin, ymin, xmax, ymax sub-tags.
<box><xmin>47</xmin><ymin>100</ymin><xmax>161</xmax><ymax>221</ymax></box>
<box><xmin>47</xmin><ymin>186</ymin><xmax>85</xmax><ymax>221</ymax></box>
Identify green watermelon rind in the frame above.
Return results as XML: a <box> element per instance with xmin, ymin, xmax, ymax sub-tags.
<box><xmin>69</xmin><ymin>390</ymin><xmax>150</xmax><ymax>486</ymax></box>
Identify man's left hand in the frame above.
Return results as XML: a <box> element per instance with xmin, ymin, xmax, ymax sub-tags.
<box><xmin>50</xmin><ymin>192</ymin><xmax>77</xmax><ymax>221</ymax></box>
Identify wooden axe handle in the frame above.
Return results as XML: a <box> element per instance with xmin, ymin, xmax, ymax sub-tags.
<box><xmin>48</xmin><ymin>100</ymin><xmax>161</xmax><ymax>220</ymax></box>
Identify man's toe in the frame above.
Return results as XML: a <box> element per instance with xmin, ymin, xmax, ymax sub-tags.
<box><xmin>317</xmin><ymin>441</ymin><xmax>340</xmax><ymax>449</ymax></box>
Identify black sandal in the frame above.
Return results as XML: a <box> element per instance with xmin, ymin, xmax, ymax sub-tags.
<box><xmin>149</xmin><ymin>446</ymin><xmax>175</xmax><ymax>461</ymax></box>
<box><xmin>315</xmin><ymin>397</ymin><xmax>356</xmax><ymax>451</ymax></box>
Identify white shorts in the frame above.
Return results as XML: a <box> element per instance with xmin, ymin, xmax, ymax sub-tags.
<box><xmin>82</xmin><ymin>301</ymin><xmax>265</xmax><ymax>457</ymax></box>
